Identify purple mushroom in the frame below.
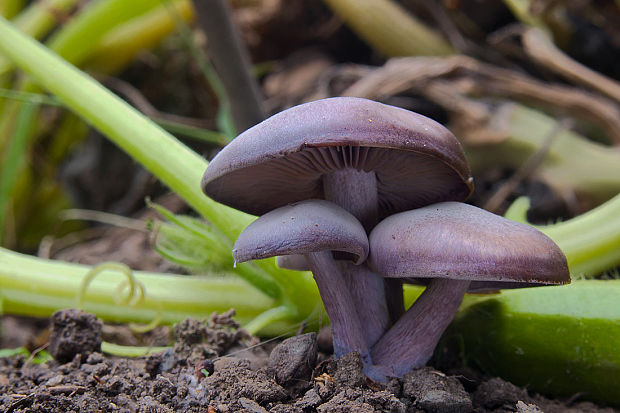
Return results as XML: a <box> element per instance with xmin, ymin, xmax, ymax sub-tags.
<box><xmin>367</xmin><ymin>202</ymin><xmax>571</xmax><ymax>379</ymax></box>
<box><xmin>202</xmin><ymin>97</ymin><xmax>474</xmax><ymax>347</ymax></box>
<box><xmin>232</xmin><ymin>199</ymin><xmax>370</xmax><ymax>362</ymax></box>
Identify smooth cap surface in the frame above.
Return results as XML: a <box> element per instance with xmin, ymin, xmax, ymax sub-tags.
<box><xmin>368</xmin><ymin>202</ymin><xmax>570</xmax><ymax>285</ymax></box>
<box><xmin>202</xmin><ymin>97</ymin><xmax>473</xmax><ymax>217</ymax></box>
<box><xmin>233</xmin><ymin>199</ymin><xmax>369</xmax><ymax>264</ymax></box>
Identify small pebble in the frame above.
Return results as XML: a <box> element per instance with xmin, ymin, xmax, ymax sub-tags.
<box><xmin>268</xmin><ymin>333</ymin><xmax>317</xmax><ymax>386</ymax></box>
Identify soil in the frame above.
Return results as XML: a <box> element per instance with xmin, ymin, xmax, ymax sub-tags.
<box><xmin>1</xmin><ymin>310</ymin><xmax>617</xmax><ymax>413</ymax></box>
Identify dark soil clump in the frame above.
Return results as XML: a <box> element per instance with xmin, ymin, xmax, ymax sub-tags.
<box><xmin>1</xmin><ymin>310</ymin><xmax>618</xmax><ymax>412</ymax></box>
<box><xmin>47</xmin><ymin>309</ymin><xmax>102</xmax><ymax>363</ymax></box>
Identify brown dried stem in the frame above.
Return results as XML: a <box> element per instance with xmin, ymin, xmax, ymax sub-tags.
<box><xmin>522</xmin><ymin>27</ymin><xmax>620</xmax><ymax>104</ymax></box>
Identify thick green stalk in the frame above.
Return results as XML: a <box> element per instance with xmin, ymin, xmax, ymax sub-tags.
<box><xmin>0</xmin><ymin>247</ymin><xmax>305</xmax><ymax>337</ymax></box>
<box><xmin>401</xmin><ymin>279</ymin><xmax>620</xmax><ymax>405</ymax></box>
<box><xmin>8</xmin><ymin>0</ymin><xmax>77</xmax><ymax>37</ymax></box>
<box><xmin>505</xmin><ymin>194</ymin><xmax>620</xmax><ymax>277</ymax></box>
<box><xmin>446</xmin><ymin>280</ymin><xmax>620</xmax><ymax>405</ymax></box>
<box><xmin>322</xmin><ymin>0</ymin><xmax>453</xmax><ymax>57</ymax></box>
<box><xmin>0</xmin><ymin>0</ymin><xmax>24</xmax><ymax>19</ymax></box>
<box><xmin>85</xmin><ymin>0</ymin><xmax>194</xmax><ymax>75</ymax></box>
<box><xmin>45</xmin><ymin>0</ymin><xmax>162</xmax><ymax>64</ymax></box>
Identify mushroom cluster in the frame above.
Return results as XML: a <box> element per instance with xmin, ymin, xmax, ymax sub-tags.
<box><xmin>201</xmin><ymin>97</ymin><xmax>570</xmax><ymax>381</ymax></box>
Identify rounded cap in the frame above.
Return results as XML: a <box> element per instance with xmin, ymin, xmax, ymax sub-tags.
<box><xmin>233</xmin><ymin>199</ymin><xmax>368</xmax><ymax>264</ymax></box>
<box><xmin>368</xmin><ymin>202</ymin><xmax>570</xmax><ymax>286</ymax></box>
<box><xmin>202</xmin><ymin>97</ymin><xmax>473</xmax><ymax>217</ymax></box>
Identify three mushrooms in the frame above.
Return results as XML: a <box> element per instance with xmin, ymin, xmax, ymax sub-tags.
<box><xmin>201</xmin><ymin>97</ymin><xmax>570</xmax><ymax>381</ymax></box>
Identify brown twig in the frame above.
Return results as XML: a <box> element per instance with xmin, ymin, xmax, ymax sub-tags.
<box><xmin>6</xmin><ymin>393</ymin><xmax>34</xmax><ymax>413</ymax></box>
<box><xmin>192</xmin><ymin>0</ymin><xmax>265</xmax><ymax>132</ymax></box>
<box><xmin>343</xmin><ymin>56</ymin><xmax>620</xmax><ymax>144</ymax></box>
<box><xmin>522</xmin><ymin>27</ymin><xmax>620</xmax><ymax>103</ymax></box>
<box><xmin>47</xmin><ymin>385</ymin><xmax>88</xmax><ymax>395</ymax></box>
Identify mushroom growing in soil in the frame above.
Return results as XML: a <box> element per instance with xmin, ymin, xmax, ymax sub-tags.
<box><xmin>367</xmin><ymin>202</ymin><xmax>571</xmax><ymax>379</ymax></box>
<box><xmin>202</xmin><ymin>97</ymin><xmax>474</xmax><ymax>348</ymax></box>
<box><xmin>232</xmin><ymin>199</ymin><xmax>371</xmax><ymax>362</ymax></box>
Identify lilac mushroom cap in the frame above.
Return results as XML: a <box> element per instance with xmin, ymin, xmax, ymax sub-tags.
<box><xmin>368</xmin><ymin>202</ymin><xmax>570</xmax><ymax>286</ymax></box>
<box><xmin>201</xmin><ymin>97</ymin><xmax>473</xmax><ymax>219</ymax></box>
<box><xmin>233</xmin><ymin>199</ymin><xmax>368</xmax><ymax>265</ymax></box>
<box><xmin>367</xmin><ymin>202</ymin><xmax>570</xmax><ymax>379</ymax></box>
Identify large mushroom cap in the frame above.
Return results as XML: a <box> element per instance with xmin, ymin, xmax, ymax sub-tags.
<box><xmin>202</xmin><ymin>97</ymin><xmax>473</xmax><ymax>217</ymax></box>
<box><xmin>368</xmin><ymin>202</ymin><xmax>570</xmax><ymax>286</ymax></box>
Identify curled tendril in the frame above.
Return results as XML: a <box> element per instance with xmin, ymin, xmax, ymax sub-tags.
<box><xmin>76</xmin><ymin>262</ymin><xmax>162</xmax><ymax>333</ymax></box>
<box><xmin>115</xmin><ymin>278</ymin><xmax>145</xmax><ymax>307</ymax></box>
<box><xmin>116</xmin><ymin>279</ymin><xmax>164</xmax><ymax>333</ymax></box>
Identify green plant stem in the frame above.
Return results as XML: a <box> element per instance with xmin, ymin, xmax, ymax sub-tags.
<box><xmin>322</xmin><ymin>0</ymin><xmax>453</xmax><ymax>57</ymax></box>
<box><xmin>85</xmin><ymin>0</ymin><xmax>194</xmax><ymax>75</ymax></box>
<box><xmin>101</xmin><ymin>342</ymin><xmax>170</xmax><ymax>357</ymax></box>
<box><xmin>8</xmin><ymin>0</ymin><xmax>76</xmax><ymax>37</ymax></box>
<box><xmin>0</xmin><ymin>102</ymin><xmax>36</xmax><ymax>244</ymax></box>
<box><xmin>1</xmin><ymin>0</ymin><xmax>136</xmax><ymax>78</ymax></box>
<box><xmin>46</xmin><ymin>0</ymin><xmax>161</xmax><ymax>64</ymax></box>
<box><xmin>505</xmin><ymin>194</ymin><xmax>620</xmax><ymax>277</ymax></box>
<box><xmin>448</xmin><ymin>280</ymin><xmax>620</xmax><ymax>405</ymax></box>
<box><xmin>0</xmin><ymin>247</ymin><xmax>305</xmax><ymax>336</ymax></box>
<box><xmin>243</xmin><ymin>305</ymin><xmax>298</xmax><ymax>336</ymax></box>
<box><xmin>0</xmin><ymin>0</ymin><xmax>25</xmax><ymax>19</ymax></box>
<box><xmin>0</xmin><ymin>88</ymin><xmax>62</xmax><ymax>106</ymax></box>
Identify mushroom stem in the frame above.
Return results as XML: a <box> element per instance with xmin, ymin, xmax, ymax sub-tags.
<box><xmin>323</xmin><ymin>167</ymin><xmax>391</xmax><ymax>345</ymax></box>
<box><xmin>338</xmin><ymin>262</ymin><xmax>390</xmax><ymax>347</ymax></box>
<box><xmin>323</xmin><ymin>168</ymin><xmax>378</xmax><ymax>231</ymax></box>
<box><xmin>305</xmin><ymin>250</ymin><xmax>370</xmax><ymax>363</ymax></box>
<box><xmin>370</xmin><ymin>278</ymin><xmax>470</xmax><ymax>377</ymax></box>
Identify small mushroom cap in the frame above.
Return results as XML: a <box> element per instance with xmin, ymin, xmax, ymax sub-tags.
<box><xmin>233</xmin><ymin>199</ymin><xmax>368</xmax><ymax>264</ymax></box>
<box><xmin>203</xmin><ymin>97</ymin><xmax>473</xmax><ymax>217</ymax></box>
<box><xmin>368</xmin><ymin>202</ymin><xmax>570</xmax><ymax>285</ymax></box>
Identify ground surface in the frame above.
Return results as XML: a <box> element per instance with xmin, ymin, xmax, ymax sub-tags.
<box><xmin>1</xmin><ymin>309</ymin><xmax>617</xmax><ymax>413</ymax></box>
